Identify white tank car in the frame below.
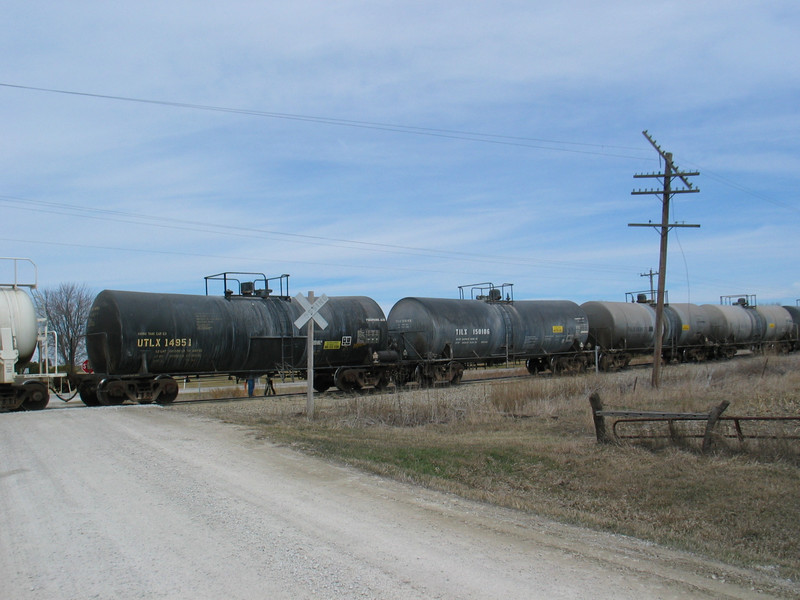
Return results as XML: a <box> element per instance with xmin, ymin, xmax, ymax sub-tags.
<box><xmin>0</xmin><ymin>286</ymin><xmax>38</xmax><ymax>379</ymax></box>
<box><xmin>0</xmin><ymin>258</ymin><xmax>58</xmax><ymax>411</ymax></box>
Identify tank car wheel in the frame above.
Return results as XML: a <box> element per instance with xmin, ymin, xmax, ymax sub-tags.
<box><xmin>78</xmin><ymin>381</ymin><xmax>101</xmax><ymax>407</ymax></box>
<box><xmin>155</xmin><ymin>376</ymin><xmax>179</xmax><ymax>405</ymax></box>
<box><xmin>525</xmin><ymin>359</ymin><xmax>540</xmax><ymax>376</ymax></box>
<box><xmin>446</xmin><ymin>362</ymin><xmax>464</xmax><ymax>385</ymax></box>
<box><xmin>393</xmin><ymin>370</ymin><xmax>411</xmax><ymax>389</ymax></box>
<box><xmin>20</xmin><ymin>381</ymin><xmax>49</xmax><ymax>411</ymax></box>
<box><xmin>373</xmin><ymin>373</ymin><xmax>390</xmax><ymax>391</ymax></box>
<box><xmin>550</xmin><ymin>357</ymin><xmax>564</xmax><ymax>376</ymax></box>
<box><xmin>335</xmin><ymin>378</ymin><xmax>362</xmax><ymax>394</ymax></box>
<box><xmin>97</xmin><ymin>378</ymin><xmax>127</xmax><ymax>406</ymax></box>
<box><xmin>313</xmin><ymin>373</ymin><xmax>334</xmax><ymax>393</ymax></box>
<box><xmin>334</xmin><ymin>368</ymin><xmax>364</xmax><ymax>393</ymax></box>
<box><xmin>414</xmin><ymin>365</ymin><xmax>434</xmax><ymax>388</ymax></box>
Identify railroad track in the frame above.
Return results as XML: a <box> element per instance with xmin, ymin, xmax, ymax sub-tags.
<box><xmin>45</xmin><ymin>352</ymin><xmax>759</xmax><ymax>410</ymax></box>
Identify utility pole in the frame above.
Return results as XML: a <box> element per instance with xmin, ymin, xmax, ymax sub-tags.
<box><xmin>629</xmin><ymin>131</ymin><xmax>700</xmax><ymax>387</ymax></box>
<box><xmin>640</xmin><ymin>269</ymin><xmax>658</xmax><ymax>302</ymax></box>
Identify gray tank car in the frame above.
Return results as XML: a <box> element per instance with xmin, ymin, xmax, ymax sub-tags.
<box><xmin>755</xmin><ymin>305</ymin><xmax>795</xmax><ymax>346</ymax></box>
<box><xmin>700</xmin><ymin>304</ymin><xmax>762</xmax><ymax>357</ymax></box>
<box><xmin>662</xmin><ymin>303</ymin><xmax>714</xmax><ymax>362</ymax></box>
<box><xmin>388</xmin><ymin>296</ymin><xmax>588</xmax><ymax>384</ymax></box>
<box><xmin>580</xmin><ymin>300</ymin><xmax>658</xmax><ymax>370</ymax></box>
<box><xmin>782</xmin><ymin>306</ymin><xmax>800</xmax><ymax>350</ymax></box>
<box><xmin>581</xmin><ymin>295</ymin><xmax>799</xmax><ymax>369</ymax></box>
<box><xmin>510</xmin><ymin>301</ymin><xmax>590</xmax><ymax>374</ymax></box>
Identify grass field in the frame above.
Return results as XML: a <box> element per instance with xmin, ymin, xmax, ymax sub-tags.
<box><xmin>173</xmin><ymin>353</ymin><xmax>800</xmax><ymax>589</ymax></box>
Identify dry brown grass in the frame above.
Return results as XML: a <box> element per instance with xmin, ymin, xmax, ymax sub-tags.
<box><xmin>173</xmin><ymin>354</ymin><xmax>800</xmax><ymax>591</ymax></box>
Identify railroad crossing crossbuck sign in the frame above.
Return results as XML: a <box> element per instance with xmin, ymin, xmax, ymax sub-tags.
<box><xmin>294</xmin><ymin>291</ymin><xmax>329</xmax><ymax>419</ymax></box>
<box><xmin>294</xmin><ymin>293</ymin><xmax>329</xmax><ymax>330</ymax></box>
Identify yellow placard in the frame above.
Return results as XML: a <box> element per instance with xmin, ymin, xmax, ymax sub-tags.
<box><xmin>682</xmin><ymin>324</ymin><xmax>690</xmax><ymax>331</ymax></box>
<box><xmin>323</xmin><ymin>340</ymin><xmax>342</xmax><ymax>350</ymax></box>
<box><xmin>552</xmin><ymin>325</ymin><xmax>564</xmax><ymax>333</ymax></box>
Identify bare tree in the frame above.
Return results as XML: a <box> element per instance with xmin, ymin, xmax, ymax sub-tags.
<box><xmin>33</xmin><ymin>282</ymin><xmax>95</xmax><ymax>374</ymax></box>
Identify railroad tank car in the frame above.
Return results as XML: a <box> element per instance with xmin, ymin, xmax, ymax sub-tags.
<box><xmin>387</xmin><ymin>296</ymin><xmax>588</xmax><ymax>384</ymax></box>
<box><xmin>388</xmin><ymin>297</ymin><xmax>505</xmax><ymax>385</ymax></box>
<box><xmin>662</xmin><ymin>303</ymin><xmax>713</xmax><ymax>361</ymax></box>
<box><xmin>699</xmin><ymin>303</ymin><xmax>762</xmax><ymax>356</ymax></box>
<box><xmin>507</xmin><ymin>300</ymin><xmax>589</xmax><ymax>374</ymax></box>
<box><xmin>81</xmin><ymin>283</ymin><xmax>392</xmax><ymax>405</ymax></box>
<box><xmin>698</xmin><ymin>301</ymin><xmax>798</xmax><ymax>355</ymax></box>
<box><xmin>305</xmin><ymin>295</ymin><xmax>393</xmax><ymax>392</ymax></box>
<box><xmin>755</xmin><ymin>305</ymin><xmax>795</xmax><ymax>348</ymax></box>
<box><xmin>1</xmin><ymin>286</ymin><xmax>38</xmax><ymax>367</ymax></box>
<box><xmin>389</xmin><ymin>297</ymin><xmax>507</xmax><ymax>360</ymax></box>
<box><xmin>0</xmin><ymin>258</ymin><xmax>60</xmax><ymax>411</ymax></box>
<box><xmin>782</xmin><ymin>306</ymin><xmax>800</xmax><ymax>350</ymax></box>
<box><xmin>1</xmin><ymin>284</ymin><xmax>43</xmax><ymax>411</ymax></box>
<box><xmin>580</xmin><ymin>300</ymin><xmax>658</xmax><ymax>370</ymax></box>
<box><xmin>85</xmin><ymin>289</ymin><xmax>302</xmax><ymax>375</ymax></box>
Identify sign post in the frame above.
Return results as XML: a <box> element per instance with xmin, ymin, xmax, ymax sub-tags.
<box><xmin>293</xmin><ymin>291</ymin><xmax>329</xmax><ymax>418</ymax></box>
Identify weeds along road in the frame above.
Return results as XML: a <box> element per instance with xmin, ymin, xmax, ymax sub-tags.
<box><xmin>0</xmin><ymin>407</ymin><xmax>788</xmax><ymax>600</ymax></box>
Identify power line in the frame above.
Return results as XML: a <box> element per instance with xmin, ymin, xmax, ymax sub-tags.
<box><xmin>0</xmin><ymin>82</ymin><xmax>651</xmax><ymax>160</ymax></box>
<box><xmin>681</xmin><ymin>160</ymin><xmax>800</xmax><ymax>214</ymax></box>
<box><xmin>4</xmin><ymin>83</ymin><xmax>794</xmax><ymax>210</ymax></box>
<box><xmin>0</xmin><ymin>194</ymin><xmax>638</xmax><ymax>275</ymax></box>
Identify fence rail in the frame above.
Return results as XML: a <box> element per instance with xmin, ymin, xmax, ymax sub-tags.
<box><xmin>589</xmin><ymin>393</ymin><xmax>800</xmax><ymax>453</ymax></box>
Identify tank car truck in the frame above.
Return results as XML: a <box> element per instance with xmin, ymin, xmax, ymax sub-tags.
<box><xmin>0</xmin><ymin>258</ymin><xmax>64</xmax><ymax>411</ymax></box>
<box><xmin>388</xmin><ymin>283</ymin><xmax>589</xmax><ymax>385</ymax></box>
<box><xmin>77</xmin><ymin>272</ymin><xmax>396</xmax><ymax>405</ymax></box>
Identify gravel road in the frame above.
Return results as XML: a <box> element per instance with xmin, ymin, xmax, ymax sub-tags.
<box><xmin>0</xmin><ymin>406</ymin><xmax>791</xmax><ymax>599</ymax></box>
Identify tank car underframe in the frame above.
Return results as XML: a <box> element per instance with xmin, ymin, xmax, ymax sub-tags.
<box><xmin>73</xmin><ymin>373</ymin><xmax>180</xmax><ymax>406</ymax></box>
<box><xmin>662</xmin><ymin>341</ymin><xmax>718</xmax><ymax>363</ymax></box>
<box><xmin>0</xmin><ymin>380</ymin><xmax>50</xmax><ymax>412</ymax></box>
<box><xmin>594</xmin><ymin>350</ymin><xmax>633</xmax><ymax>372</ymax></box>
<box><xmin>407</xmin><ymin>360</ymin><xmax>464</xmax><ymax>387</ymax></box>
<box><xmin>757</xmin><ymin>340</ymin><xmax>793</xmax><ymax>354</ymax></box>
<box><xmin>525</xmin><ymin>350</ymin><xmax>590</xmax><ymax>376</ymax></box>
<box><xmin>328</xmin><ymin>365</ymin><xmax>393</xmax><ymax>392</ymax></box>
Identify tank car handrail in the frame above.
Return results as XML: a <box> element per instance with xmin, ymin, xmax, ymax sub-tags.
<box><xmin>0</xmin><ymin>257</ymin><xmax>37</xmax><ymax>289</ymax></box>
<box><xmin>624</xmin><ymin>289</ymin><xmax>666</xmax><ymax>304</ymax></box>
<box><xmin>205</xmin><ymin>271</ymin><xmax>290</xmax><ymax>298</ymax></box>
<box><xmin>720</xmin><ymin>294</ymin><xmax>757</xmax><ymax>307</ymax></box>
<box><xmin>458</xmin><ymin>282</ymin><xmax>514</xmax><ymax>302</ymax></box>
<box><xmin>35</xmin><ymin>319</ymin><xmax>66</xmax><ymax>381</ymax></box>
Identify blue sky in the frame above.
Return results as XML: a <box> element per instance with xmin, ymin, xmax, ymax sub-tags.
<box><xmin>2</xmin><ymin>1</ymin><xmax>798</xmax><ymax>313</ymax></box>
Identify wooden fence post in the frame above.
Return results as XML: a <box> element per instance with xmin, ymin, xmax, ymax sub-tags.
<box><xmin>589</xmin><ymin>392</ymin><xmax>609</xmax><ymax>443</ymax></box>
<box><xmin>702</xmin><ymin>401</ymin><xmax>730</xmax><ymax>453</ymax></box>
